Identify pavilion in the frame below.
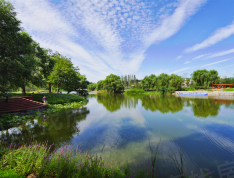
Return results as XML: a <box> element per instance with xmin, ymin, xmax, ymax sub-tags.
<box><xmin>212</xmin><ymin>84</ymin><xmax>233</xmax><ymax>89</ymax></box>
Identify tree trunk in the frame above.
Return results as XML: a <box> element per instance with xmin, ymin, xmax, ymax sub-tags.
<box><xmin>22</xmin><ymin>86</ymin><xmax>26</xmax><ymax>96</ymax></box>
<box><xmin>56</xmin><ymin>81</ymin><xmax>61</xmax><ymax>93</ymax></box>
<box><xmin>49</xmin><ymin>83</ymin><xmax>52</xmax><ymax>93</ymax></box>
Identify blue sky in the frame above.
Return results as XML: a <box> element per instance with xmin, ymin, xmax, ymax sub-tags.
<box><xmin>9</xmin><ymin>0</ymin><xmax>234</xmax><ymax>82</ymax></box>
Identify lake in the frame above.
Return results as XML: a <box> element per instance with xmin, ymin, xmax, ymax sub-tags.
<box><xmin>1</xmin><ymin>93</ymin><xmax>234</xmax><ymax>178</ymax></box>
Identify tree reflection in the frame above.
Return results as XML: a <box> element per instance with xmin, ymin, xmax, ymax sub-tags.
<box><xmin>1</xmin><ymin>107</ymin><xmax>90</xmax><ymax>149</ymax></box>
<box><xmin>192</xmin><ymin>99</ymin><xmax>220</xmax><ymax>118</ymax></box>
<box><xmin>140</xmin><ymin>94</ymin><xmax>184</xmax><ymax>113</ymax></box>
<box><xmin>96</xmin><ymin>93</ymin><xmax>125</xmax><ymax>112</ymax></box>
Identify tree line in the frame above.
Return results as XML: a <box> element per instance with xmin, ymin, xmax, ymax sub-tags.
<box><xmin>0</xmin><ymin>0</ymin><xmax>89</xmax><ymax>95</ymax></box>
<box><xmin>88</xmin><ymin>69</ymin><xmax>233</xmax><ymax>93</ymax></box>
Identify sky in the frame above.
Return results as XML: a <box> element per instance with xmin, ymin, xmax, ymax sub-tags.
<box><xmin>8</xmin><ymin>0</ymin><xmax>234</xmax><ymax>82</ymax></box>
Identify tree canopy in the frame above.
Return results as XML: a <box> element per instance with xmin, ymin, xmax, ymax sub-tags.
<box><xmin>192</xmin><ymin>69</ymin><xmax>219</xmax><ymax>88</ymax></box>
<box><xmin>103</xmin><ymin>74</ymin><xmax>124</xmax><ymax>93</ymax></box>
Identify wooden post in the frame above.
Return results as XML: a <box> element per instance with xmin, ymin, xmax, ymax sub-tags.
<box><xmin>218</xmin><ymin>85</ymin><xmax>220</xmax><ymax>89</ymax></box>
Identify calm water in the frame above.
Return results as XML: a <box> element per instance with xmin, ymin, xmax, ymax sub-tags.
<box><xmin>1</xmin><ymin>94</ymin><xmax>234</xmax><ymax>177</ymax></box>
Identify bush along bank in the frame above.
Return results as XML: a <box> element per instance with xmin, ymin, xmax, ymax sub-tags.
<box><xmin>124</xmin><ymin>87</ymin><xmax>176</xmax><ymax>94</ymax></box>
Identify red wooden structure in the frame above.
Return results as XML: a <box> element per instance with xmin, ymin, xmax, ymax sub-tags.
<box><xmin>212</xmin><ymin>84</ymin><xmax>233</xmax><ymax>89</ymax></box>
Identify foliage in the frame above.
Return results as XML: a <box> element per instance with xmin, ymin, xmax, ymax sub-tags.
<box><xmin>87</xmin><ymin>84</ymin><xmax>97</xmax><ymax>91</ymax></box>
<box><xmin>192</xmin><ymin>69</ymin><xmax>219</xmax><ymax>88</ymax></box>
<box><xmin>141</xmin><ymin>73</ymin><xmax>182</xmax><ymax>92</ymax></box>
<box><xmin>124</xmin><ymin>89</ymin><xmax>145</xmax><ymax>94</ymax></box>
<box><xmin>0</xmin><ymin>141</ymin><xmax>50</xmax><ymax>176</ymax></box>
<box><xmin>167</xmin><ymin>87</ymin><xmax>176</xmax><ymax>94</ymax></box>
<box><xmin>33</xmin><ymin>93</ymin><xmax>85</xmax><ymax>104</ymax></box>
<box><xmin>48</xmin><ymin>54</ymin><xmax>79</xmax><ymax>93</ymax></box>
<box><xmin>103</xmin><ymin>74</ymin><xmax>124</xmax><ymax>93</ymax></box>
<box><xmin>0</xmin><ymin>0</ymin><xmax>24</xmax><ymax>92</ymax></box>
<box><xmin>183</xmin><ymin>88</ymin><xmax>195</xmax><ymax>91</ymax></box>
<box><xmin>61</xmin><ymin>72</ymin><xmax>89</xmax><ymax>94</ymax></box>
<box><xmin>96</xmin><ymin>80</ymin><xmax>104</xmax><ymax>91</ymax></box>
<box><xmin>0</xmin><ymin>140</ymin><xmax>161</xmax><ymax>178</ymax></box>
<box><xmin>0</xmin><ymin>169</ymin><xmax>24</xmax><ymax>178</ymax></box>
<box><xmin>168</xmin><ymin>74</ymin><xmax>183</xmax><ymax>90</ymax></box>
<box><xmin>159</xmin><ymin>86</ymin><xmax>166</xmax><ymax>94</ymax></box>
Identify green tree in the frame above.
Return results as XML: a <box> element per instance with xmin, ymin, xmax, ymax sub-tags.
<box><xmin>48</xmin><ymin>55</ymin><xmax>78</xmax><ymax>93</ymax></box>
<box><xmin>96</xmin><ymin>80</ymin><xmax>104</xmax><ymax>91</ymax></box>
<box><xmin>103</xmin><ymin>74</ymin><xmax>124</xmax><ymax>93</ymax></box>
<box><xmin>141</xmin><ymin>76</ymin><xmax>150</xmax><ymax>91</ymax></box>
<box><xmin>34</xmin><ymin>47</ymin><xmax>56</xmax><ymax>93</ymax></box>
<box><xmin>87</xmin><ymin>84</ymin><xmax>96</xmax><ymax>91</ymax></box>
<box><xmin>0</xmin><ymin>0</ymin><xmax>22</xmax><ymax>92</ymax></box>
<box><xmin>157</xmin><ymin>73</ymin><xmax>169</xmax><ymax>89</ymax></box>
<box><xmin>168</xmin><ymin>74</ymin><xmax>183</xmax><ymax>90</ymax></box>
<box><xmin>0</xmin><ymin>1</ymin><xmax>38</xmax><ymax>94</ymax></box>
<box><xmin>14</xmin><ymin>33</ymin><xmax>39</xmax><ymax>95</ymax></box>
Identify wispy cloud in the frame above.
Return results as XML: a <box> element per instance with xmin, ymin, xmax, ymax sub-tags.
<box><xmin>201</xmin><ymin>58</ymin><xmax>232</xmax><ymax>67</ymax></box>
<box><xmin>176</xmin><ymin>55</ymin><xmax>182</xmax><ymax>60</ymax></box>
<box><xmin>221</xmin><ymin>64</ymin><xmax>234</xmax><ymax>68</ymax></box>
<box><xmin>205</xmin><ymin>47</ymin><xmax>234</xmax><ymax>59</ymax></box>
<box><xmin>145</xmin><ymin>0</ymin><xmax>207</xmax><ymax>46</ymax></box>
<box><xmin>9</xmin><ymin>0</ymin><xmax>207</xmax><ymax>82</ymax></box>
<box><xmin>169</xmin><ymin>66</ymin><xmax>197</xmax><ymax>74</ymax></box>
<box><xmin>184</xmin><ymin>60</ymin><xmax>191</xmax><ymax>64</ymax></box>
<box><xmin>184</xmin><ymin>20</ymin><xmax>234</xmax><ymax>53</ymax></box>
<box><xmin>192</xmin><ymin>53</ymin><xmax>212</xmax><ymax>60</ymax></box>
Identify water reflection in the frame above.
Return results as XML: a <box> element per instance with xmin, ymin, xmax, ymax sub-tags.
<box><xmin>97</xmin><ymin>94</ymin><xmax>125</xmax><ymax>112</ymax></box>
<box><xmin>1</xmin><ymin>94</ymin><xmax>234</xmax><ymax>177</ymax></box>
<box><xmin>1</xmin><ymin>107</ymin><xmax>90</xmax><ymax>149</ymax></box>
<box><xmin>192</xmin><ymin>99</ymin><xmax>220</xmax><ymax>118</ymax></box>
<box><xmin>95</xmin><ymin>93</ymin><xmax>234</xmax><ymax>117</ymax></box>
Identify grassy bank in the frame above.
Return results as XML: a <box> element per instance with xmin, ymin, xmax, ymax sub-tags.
<box><xmin>223</xmin><ymin>88</ymin><xmax>234</xmax><ymax>91</ymax></box>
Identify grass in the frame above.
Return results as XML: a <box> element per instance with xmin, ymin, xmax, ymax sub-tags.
<box><xmin>33</xmin><ymin>93</ymin><xmax>85</xmax><ymax>104</ymax></box>
<box><xmin>124</xmin><ymin>89</ymin><xmax>146</xmax><ymax>94</ymax></box>
<box><xmin>0</xmin><ymin>169</ymin><xmax>24</xmax><ymax>178</ymax></box>
<box><xmin>223</xmin><ymin>88</ymin><xmax>234</xmax><ymax>91</ymax></box>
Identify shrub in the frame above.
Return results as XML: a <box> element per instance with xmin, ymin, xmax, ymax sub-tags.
<box><xmin>124</xmin><ymin>89</ymin><xmax>145</xmax><ymax>94</ymax></box>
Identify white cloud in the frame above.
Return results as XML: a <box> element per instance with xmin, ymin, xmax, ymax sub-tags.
<box><xmin>145</xmin><ymin>0</ymin><xmax>207</xmax><ymax>46</ymax></box>
<box><xmin>184</xmin><ymin>60</ymin><xmax>191</xmax><ymax>64</ymax></box>
<box><xmin>221</xmin><ymin>64</ymin><xmax>234</xmax><ymax>68</ymax></box>
<box><xmin>192</xmin><ymin>53</ymin><xmax>212</xmax><ymax>60</ymax></box>
<box><xmin>8</xmin><ymin>0</ymin><xmax>207</xmax><ymax>82</ymax></box>
<box><xmin>205</xmin><ymin>48</ymin><xmax>234</xmax><ymax>59</ymax></box>
<box><xmin>184</xmin><ymin>20</ymin><xmax>234</xmax><ymax>53</ymax></box>
<box><xmin>169</xmin><ymin>66</ymin><xmax>197</xmax><ymax>74</ymax></box>
<box><xmin>175</xmin><ymin>55</ymin><xmax>182</xmax><ymax>60</ymax></box>
<box><xmin>201</xmin><ymin>58</ymin><xmax>233</xmax><ymax>67</ymax></box>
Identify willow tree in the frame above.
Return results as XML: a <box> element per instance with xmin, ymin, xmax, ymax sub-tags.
<box><xmin>103</xmin><ymin>74</ymin><xmax>124</xmax><ymax>93</ymax></box>
<box><xmin>192</xmin><ymin>69</ymin><xmax>219</xmax><ymax>88</ymax></box>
